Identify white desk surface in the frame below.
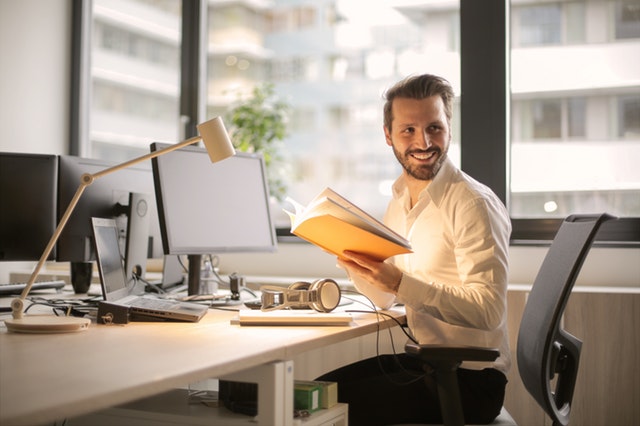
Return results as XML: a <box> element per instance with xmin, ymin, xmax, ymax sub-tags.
<box><xmin>0</xmin><ymin>299</ymin><xmax>405</xmax><ymax>426</ymax></box>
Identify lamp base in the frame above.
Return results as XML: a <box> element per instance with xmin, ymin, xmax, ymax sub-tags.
<box><xmin>5</xmin><ymin>315</ymin><xmax>90</xmax><ymax>333</ymax></box>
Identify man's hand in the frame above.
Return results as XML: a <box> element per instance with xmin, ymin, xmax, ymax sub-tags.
<box><xmin>337</xmin><ymin>251</ymin><xmax>403</xmax><ymax>294</ymax></box>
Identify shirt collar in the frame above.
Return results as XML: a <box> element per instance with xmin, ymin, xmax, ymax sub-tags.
<box><xmin>391</xmin><ymin>156</ymin><xmax>457</xmax><ymax>208</ymax></box>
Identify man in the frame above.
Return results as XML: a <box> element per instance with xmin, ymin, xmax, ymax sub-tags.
<box><xmin>318</xmin><ymin>74</ymin><xmax>511</xmax><ymax>425</ymax></box>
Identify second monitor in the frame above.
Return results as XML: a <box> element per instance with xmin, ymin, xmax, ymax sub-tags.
<box><xmin>150</xmin><ymin>143</ymin><xmax>277</xmax><ymax>295</ymax></box>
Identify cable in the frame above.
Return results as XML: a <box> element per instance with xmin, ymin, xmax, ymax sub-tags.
<box><xmin>341</xmin><ymin>289</ymin><xmax>425</xmax><ymax>386</ymax></box>
<box><xmin>23</xmin><ymin>297</ymin><xmax>97</xmax><ymax>318</ymax></box>
<box><xmin>241</xmin><ymin>286</ymin><xmax>257</xmax><ymax>298</ymax></box>
<box><xmin>177</xmin><ymin>255</ymin><xmax>189</xmax><ymax>273</ymax></box>
<box><xmin>211</xmin><ymin>267</ymin><xmax>231</xmax><ymax>288</ymax></box>
<box><xmin>133</xmin><ymin>273</ymin><xmax>166</xmax><ymax>295</ymax></box>
<box><xmin>345</xmin><ymin>309</ymin><xmax>417</xmax><ymax>344</ymax></box>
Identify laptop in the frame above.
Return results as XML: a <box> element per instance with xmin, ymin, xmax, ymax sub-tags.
<box><xmin>91</xmin><ymin>217</ymin><xmax>208</xmax><ymax>322</ymax></box>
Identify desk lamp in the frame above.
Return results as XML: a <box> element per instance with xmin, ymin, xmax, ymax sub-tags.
<box><xmin>5</xmin><ymin>117</ymin><xmax>235</xmax><ymax>334</ymax></box>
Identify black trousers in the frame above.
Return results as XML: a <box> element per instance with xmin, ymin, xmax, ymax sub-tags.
<box><xmin>316</xmin><ymin>353</ymin><xmax>507</xmax><ymax>426</ymax></box>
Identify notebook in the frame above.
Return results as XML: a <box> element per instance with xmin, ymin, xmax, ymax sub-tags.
<box><xmin>91</xmin><ymin>217</ymin><xmax>208</xmax><ymax>322</ymax></box>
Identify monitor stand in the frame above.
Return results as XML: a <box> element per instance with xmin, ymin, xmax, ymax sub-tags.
<box><xmin>186</xmin><ymin>255</ymin><xmax>243</xmax><ymax>305</ymax></box>
<box><xmin>187</xmin><ymin>254</ymin><xmax>202</xmax><ymax>296</ymax></box>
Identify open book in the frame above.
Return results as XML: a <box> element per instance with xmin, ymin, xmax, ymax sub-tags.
<box><xmin>285</xmin><ymin>188</ymin><xmax>412</xmax><ymax>261</ymax></box>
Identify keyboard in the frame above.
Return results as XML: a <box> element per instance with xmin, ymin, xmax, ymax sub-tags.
<box><xmin>0</xmin><ymin>280</ymin><xmax>66</xmax><ymax>296</ymax></box>
<box><xmin>127</xmin><ymin>297</ymin><xmax>179</xmax><ymax>310</ymax></box>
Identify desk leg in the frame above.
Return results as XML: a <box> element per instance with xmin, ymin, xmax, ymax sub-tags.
<box><xmin>220</xmin><ymin>360</ymin><xmax>294</xmax><ymax>426</ymax></box>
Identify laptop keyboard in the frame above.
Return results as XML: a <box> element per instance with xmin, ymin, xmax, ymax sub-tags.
<box><xmin>127</xmin><ymin>297</ymin><xmax>178</xmax><ymax>310</ymax></box>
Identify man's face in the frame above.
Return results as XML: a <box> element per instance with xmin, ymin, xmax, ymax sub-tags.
<box><xmin>384</xmin><ymin>95</ymin><xmax>451</xmax><ymax>181</ymax></box>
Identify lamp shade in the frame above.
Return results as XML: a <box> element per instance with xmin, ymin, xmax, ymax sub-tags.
<box><xmin>198</xmin><ymin>116</ymin><xmax>235</xmax><ymax>163</ymax></box>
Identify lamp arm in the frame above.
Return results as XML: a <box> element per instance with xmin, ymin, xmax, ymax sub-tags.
<box><xmin>10</xmin><ymin>135</ymin><xmax>204</xmax><ymax>320</ymax></box>
<box><xmin>93</xmin><ymin>135</ymin><xmax>202</xmax><ymax>179</ymax></box>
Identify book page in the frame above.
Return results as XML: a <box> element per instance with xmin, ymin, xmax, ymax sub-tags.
<box><xmin>320</xmin><ymin>188</ymin><xmax>402</xmax><ymax>239</ymax></box>
<box><xmin>285</xmin><ymin>196</ymin><xmax>306</xmax><ymax>217</ymax></box>
<box><xmin>286</xmin><ymin>189</ymin><xmax>410</xmax><ymax>249</ymax></box>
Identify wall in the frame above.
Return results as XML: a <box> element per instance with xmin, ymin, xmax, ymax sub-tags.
<box><xmin>0</xmin><ymin>0</ymin><xmax>71</xmax><ymax>155</ymax></box>
<box><xmin>0</xmin><ymin>0</ymin><xmax>72</xmax><ymax>282</ymax></box>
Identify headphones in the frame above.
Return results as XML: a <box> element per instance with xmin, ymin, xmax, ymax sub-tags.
<box><xmin>260</xmin><ymin>278</ymin><xmax>341</xmax><ymax>312</ymax></box>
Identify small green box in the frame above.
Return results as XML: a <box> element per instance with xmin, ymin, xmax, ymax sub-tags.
<box><xmin>295</xmin><ymin>380</ymin><xmax>338</xmax><ymax>409</ymax></box>
<box><xmin>294</xmin><ymin>382</ymin><xmax>321</xmax><ymax>413</ymax></box>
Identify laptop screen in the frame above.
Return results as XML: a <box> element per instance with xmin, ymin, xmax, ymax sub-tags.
<box><xmin>92</xmin><ymin>218</ymin><xmax>131</xmax><ymax>301</ymax></box>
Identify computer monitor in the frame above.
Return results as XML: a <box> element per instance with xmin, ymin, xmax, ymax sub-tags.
<box><xmin>0</xmin><ymin>152</ymin><xmax>58</xmax><ymax>262</ymax></box>
<box><xmin>150</xmin><ymin>143</ymin><xmax>277</xmax><ymax>295</ymax></box>
<box><xmin>57</xmin><ymin>155</ymin><xmax>163</xmax><ymax>282</ymax></box>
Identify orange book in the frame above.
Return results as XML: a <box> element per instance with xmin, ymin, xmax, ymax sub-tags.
<box><xmin>285</xmin><ymin>188</ymin><xmax>412</xmax><ymax>261</ymax></box>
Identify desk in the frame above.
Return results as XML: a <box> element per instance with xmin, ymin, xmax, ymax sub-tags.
<box><xmin>0</xmin><ymin>302</ymin><xmax>405</xmax><ymax>426</ymax></box>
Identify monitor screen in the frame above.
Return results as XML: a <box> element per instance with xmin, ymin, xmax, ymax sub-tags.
<box><xmin>57</xmin><ymin>155</ymin><xmax>163</xmax><ymax>263</ymax></box>
<box><xmin>0</xmin><ymin>152</ymin><xmax>58</xmax><ymax>261</ymax></box>
<box><xmin>151</xmin><ymin>143</ymin><xmax>277</xmax><ymax>256</ymax></box>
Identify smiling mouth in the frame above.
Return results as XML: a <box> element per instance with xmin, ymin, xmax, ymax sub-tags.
<box><xmin>410</xmin><ymin>150</ymin><xmax>437</xmax><ymax>161</ymax></box>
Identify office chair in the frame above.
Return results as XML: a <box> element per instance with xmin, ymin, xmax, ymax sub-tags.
<box><xmin>403</xmin><ymin>213</ymin><xmax>615</xmax><ymax>426</ymax></box>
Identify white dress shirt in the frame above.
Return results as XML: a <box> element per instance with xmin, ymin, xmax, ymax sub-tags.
<box><xmin>354</xmin><ymin>157</ymin><xmax>512</xmax><ymax>373</ymax></box>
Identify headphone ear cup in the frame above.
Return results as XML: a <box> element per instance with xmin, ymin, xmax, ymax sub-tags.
<box><xmin>309</xmin><ymin>278</ymin><xmax>341</xmax><ymax>312</ymax></box>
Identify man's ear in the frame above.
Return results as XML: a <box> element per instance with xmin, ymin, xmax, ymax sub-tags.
<box><xmin>384</xmin><ymin>126</ymin><xmax>392</xmax><ymax>146</ymax></box>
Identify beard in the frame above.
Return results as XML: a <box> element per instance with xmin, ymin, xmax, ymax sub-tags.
<box><xmin>392</xmin><ymin>145</ymin><xmax>448</xmax><ymax>181</ymax></box>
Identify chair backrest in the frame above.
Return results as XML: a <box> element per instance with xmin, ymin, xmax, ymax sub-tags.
<box><xmin>516</xmin><ymin>213</ymin><xmax>615</xmax><ymax>426</ymax></box>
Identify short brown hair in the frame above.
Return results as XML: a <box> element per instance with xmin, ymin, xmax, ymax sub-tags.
<box><xmin>383</xmin><ymin>74</ymin><xmax>454</xmax><ymax>131</ymax></box>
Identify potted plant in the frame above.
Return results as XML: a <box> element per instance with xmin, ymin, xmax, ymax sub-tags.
<box><xmin>224</xmin><ymin>83</ymin><xmax>291</xmax><ymax>202</ymax></box>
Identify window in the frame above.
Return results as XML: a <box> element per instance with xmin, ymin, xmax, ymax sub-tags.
<box><xmin>616</xmin><ymin>0</ymin><xmax>640</xmax><ymax>39</ymax></box>
<box><xmin>510</xmin><ymin>0</ymin><xmax>640</xmax><ymax>223</ymax></box>
<box><xmin>567</xmin><ymin>97</ymin><xmax>586</xmax><ymax>138</ymax></box>
<box><xmin>514</xmin><ymin>97</ymin><xmax>586</xmax><ymax>141</ymax></box>
<box><xmin>81</xmin><ymin>0</ymin><xmax>182</xmax><ymax>162</ymax></box>
<box><xmin>619</xmin><ymin>95</ymin><xmax>640</xmax><ymax>138</ymax></box>
<box><xmin>532</xmin><ymin>99</ymin><xmax>562</xmax><ymax>139</ymax></box>
<box><xmin>73</xmin><ymin>0</ymin><xmax>639</xmax><ymax>244</ymax></box>
<box><xmin>518</xmin><ymin>4</ymin><xmax>563</xmax><ymax>46</ymax></box>
<box><xmin>513</xmin><ymin>1</ymin><xmax>587</xmax><ymax>47</ymax></box>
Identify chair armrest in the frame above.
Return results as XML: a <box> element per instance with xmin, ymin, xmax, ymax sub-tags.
<box><xmin>405</xmin><ymin>341</ymin><xmax>500</xmax><ymax>363</ymax></box>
